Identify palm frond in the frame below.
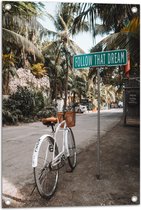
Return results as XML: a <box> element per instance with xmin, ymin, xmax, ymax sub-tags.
<box><xmin>58</xmin><ymin>15</ymin><xmax>68</xmax><ymax>31</ymax></box>
<box><xmin>3</xmin><ymin>28</ymin><xmax>44</xmax><ymax>61</ymax></box>
<box><xmin>91</xmin><ymin>31</ymin><xmax>139</xmax><ymax>62</ymax></box>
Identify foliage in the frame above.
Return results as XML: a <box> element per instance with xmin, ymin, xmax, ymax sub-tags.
<box><xmin>2</xmin><ymin>53</ymin><xmax>17</xmax><ymax>94</ymax></box>
<box><xmin>2</xmin><ymin>28</ymin><xmax>44</xmax><ymax>64</ymax></box>
<box><xmin>68</xmin><ymin>73</ymin><xmax>88</xmax><ymax>102</ymax></box>
<box><xmin>73</xmin><ymin>3</ymin><xmax>139</xmax><ymax>35</ymax></box>
<box><xmin>87</xmin><ymin>66</ymin><xmax>124</xmax><ymax>107</ymax></box>
<box><xmin>10</xmin><ymin>86</ymin><xmax>44</xmax><ymax>116</ymax></box>
<box><xmin>42</xmin><ymin>3</ymin><xmax>88</xmax><ymax>102</ymax></box>
<box><xmin>2</xmin><ymin>1</ymin><xmax>45</xmax><ymax>39</ymax></box>
<box><xmin>55</xmin><ymin>3</ymin><xmax>89</xmax><ymax>35</ymax></box>
<box><xmin>2</xmin><ymin>87</ymin><xmax>45</xmax><ymax>125</ymax></box>
<box><xmin>31</xmin><ymin>63</ymin><xmax>47</xmax><ymax>78</ymax></box>
<box><xmin>2</xmin><ymin>98</ymin><xmax>24</xmax><ymax>125</ymax></box>
<box><xmin>73</xmin><ymin>3</ymin><xmax>140</xmax><ymax>73</ymax></box>
<box><xmin>71</xmin><ymin>3</ymin><xmax>140</xmax><ymax>106</ymax></box>
<box><xmin>3</xmin><ymin>53</ymin><xmax>16</xmax><ymax>66</ymax></box>
<box><xmin>2</xmin><ymin>1</ymin><xmax>51</xmax><ymax>66</ymax></box>
<box><xmin>121</xmin><ymin>16</ymin><xmax>140</xmax><ymax>34</ymax></box>
<box><xmin>100</xmin><ymin>84</ymin><xmax>116</xmax><ymax>105</ymax></box>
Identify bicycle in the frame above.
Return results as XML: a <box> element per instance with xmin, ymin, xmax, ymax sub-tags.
<box><xmin>32</xmin><ymin>112</ymin><xmax>77</xmax><ymax>199</ymax></box>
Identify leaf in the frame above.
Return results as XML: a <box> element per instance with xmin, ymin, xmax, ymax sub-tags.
<box><xmin>3</xmin><ymin>28</ymin><xmax>44</xmax><ymax>62</ymax></box>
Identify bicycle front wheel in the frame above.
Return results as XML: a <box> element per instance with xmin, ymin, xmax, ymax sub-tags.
<box><xmin>67</xmin><ymin>128</ymin><xmax>77</xmax><ymax>170</ymax></box>
<box><xmin>33</xmin><ymin>136</ymin><xmax>59</xmax><ymax>199</ymax></box>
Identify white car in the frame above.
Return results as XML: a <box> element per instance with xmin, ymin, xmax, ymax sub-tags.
<box><xmin>118</xmin><ymin>101</ymin><xmax>123</xmax><ymax>108</ymax></box>
<box><xmin>75</xmin><ymin>105</ymin><xmax>87</xmax><ymax>113</ymax></box>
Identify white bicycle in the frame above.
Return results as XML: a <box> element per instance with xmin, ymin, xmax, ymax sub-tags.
<box><xmin>32</xmin><ymin>112</ymin><xmax>76</xmax><ymax>199</ymax></box>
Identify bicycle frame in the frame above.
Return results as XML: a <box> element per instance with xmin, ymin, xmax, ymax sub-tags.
<box><xmin>51</xmin><ymin>120</ymin><xmax>70</xmax><ymax>167</ymax></box>
<box><xmin>32</xmin><ymin>120</ymin><xmax>70</xmax><ymax>168</ymax></box>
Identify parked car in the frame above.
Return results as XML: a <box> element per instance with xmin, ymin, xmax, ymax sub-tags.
<box><xmin>118</xmin><ymin>101</ymin><xmax>123</xmax><ymax>108</ymax></box>
<box><xmin>75</xmin><ymin>104</ymin><xmax>87</xmax><ymax>113</ymax></box>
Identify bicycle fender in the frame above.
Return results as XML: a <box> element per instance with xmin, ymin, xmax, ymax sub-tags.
<box><xmin>32</xmin><ymin>134</ymin><xmax>52</xmax><ymax>168</ymax></box>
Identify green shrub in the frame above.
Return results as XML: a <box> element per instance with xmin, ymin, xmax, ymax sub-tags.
<box><xmin>2</xmin><ymin>86</ymin><xmax>46</xmax><ymax>125</ymax></box>
<box><xmin>2</xmin><ymin>108</ymin><xmax>23</xmax><ymax>125</ymax></box>
<box><xmin>33</xmin><ymin>91</ymin><xmax>45</xmax><ymax>114</ymax></box>
<box><xmin>10</xmin><ymin>86</ymin><xmax>36</xmax><ymax>117</ymax></box>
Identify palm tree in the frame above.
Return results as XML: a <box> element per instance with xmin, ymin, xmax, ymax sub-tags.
<box><xmin>2</xmin><ymin>53</ymin><xmax>17</xmax><ymax>95</ymax></box>
<box><xmin>73</xmin><ymin>3</ymin><xmax>140</xmax><ymax>67</ymax></box>
<box><xmin>73</xmin><ymin>3</ymin><xmax>139</xmax><ymax>34</ymax></box>
<box><xmin>68</xmin><ymin>72</ymin><xmax>88</xmax><ymax>103</ymax></box>
<box><xmin>100</xmin><ymin>84</ymin><xmax>116</xmax><ymax>109</ymax></box>
<box><xmin>2</xmin><ymin>1</ymin><xmax>56</xmax><ymax>94</ymax></box>
<box><xmin>2</xmin><ymin>1</ymin><xmax>56</xmax><ymax>64</ymax></box>
<box><xmin>2</xmin><ymin>28</ymin><xmax>44</xmax><ymax>63</ymax></box>
<box><xmin>42</xmin><ymin>3</ymin><xmax>89</xmax><ymax>107</ymax></box>
<box><xmin>72</xmin><ymin>3</ymin><xmax>140</xmax><ymax>108</ymax></box>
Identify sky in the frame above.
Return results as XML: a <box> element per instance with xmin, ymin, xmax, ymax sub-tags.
<box><xmin>38</xmin><ymin>1</ymin><xmax>108</xmax><ymax>53</ymax></box>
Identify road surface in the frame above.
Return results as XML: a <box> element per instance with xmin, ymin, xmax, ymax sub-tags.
<box><xmin>2</xmin><ymin>109</ymin><xmax>123</xmax><ymax>205</ymax></box>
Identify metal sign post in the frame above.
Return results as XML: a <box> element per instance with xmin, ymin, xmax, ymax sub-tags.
<box><xmin>96</xmin><ymin>68</ymin><xmax>101</xmax><ymax>179</ymax></box>
<box><xmin>73</xmin><ymin>49</ymin><xmax>127</xmax><ymax>180</ymax></box>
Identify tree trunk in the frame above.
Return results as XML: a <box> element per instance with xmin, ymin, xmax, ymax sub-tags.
<box><xmin>73</xmin><ymin>91</ymin><xmax>76</xmax><ymax>112</ymax></box>
<box><xmin>64</xmin><ymin>59</ymin><xmax>69</xmax><ymax>111</ymax></box>
<box><xmin>54</xmin><ymin>68</ymin><xmax>57</xmax><ymax>102</ymax></box>
<box><xmin>3</xmin><ymin>72</ymin><xmax>10</xmax><ymax>95</ymax></box>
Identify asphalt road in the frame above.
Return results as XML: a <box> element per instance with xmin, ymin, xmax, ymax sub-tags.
<box><xmin>2</xmin><ymin>108</ymin><xmax>123</xmax><ymax>205</ymax></box>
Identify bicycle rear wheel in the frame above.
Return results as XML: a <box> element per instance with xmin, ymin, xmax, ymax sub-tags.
<box><xmin>33</xmin><ymin>136</ymin><xmax>59</xmax><ymax>199</ymax></box>
<box><xmin>67</xmin><ymin>128</ymin><xmax>77</xmax><ymax>170</ymax></box>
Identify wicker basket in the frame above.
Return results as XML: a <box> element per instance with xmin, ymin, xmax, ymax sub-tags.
<box><xmin>57</xmin><ymin>111</ymin><xmax>76</xmax><ymax>127</ymax></box>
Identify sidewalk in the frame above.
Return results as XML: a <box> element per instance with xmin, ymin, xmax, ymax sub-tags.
<box><xmin>4</xmin><ymin>119</ymin><xmax>140</xmax><ymax>207</ymax></box>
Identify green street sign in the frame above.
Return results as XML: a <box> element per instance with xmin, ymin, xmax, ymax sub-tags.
<box><xmin>73</xmin><ymin>49</ymin><xmax>127</xmax><ymax>69</ymax></box>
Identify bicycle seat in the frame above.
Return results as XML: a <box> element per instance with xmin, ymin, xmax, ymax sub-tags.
<box><xmin>42</xmin><ymin>116</ymin><xmax>58</xmax><ymax>126</ymax></box>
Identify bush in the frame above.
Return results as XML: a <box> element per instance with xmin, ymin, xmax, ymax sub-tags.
<box><xmin>2</xmin><ymin>86</ymin><xmax>46</xmax><ymax>125</ymax></box>
<box><xmin>33</xmin><ymin>91</ymin><xmax>45</xmax><ymax>114</ymax></box>
<box><xmin>2</xmin><ymin>98</ymin><xmax>24</xmax><ymax>125</ymax></box>
<box><xmin>10</xmin><ymin>86</ymin><xmax>36</xmax><ymax>117</ymax></box>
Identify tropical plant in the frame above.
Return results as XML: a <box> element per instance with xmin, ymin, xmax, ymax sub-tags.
<box><xmin>100</xmin><ymin>84</ymin><xmax>117</xmax><ymax>108</ymax></box>
<box><xmin>2</xmin><ymin>53</ymin><xmax>17</xmax><ymax>95</ymax></box>
<box><xmin>2</xmin><ymin>1</ymin><xmax>48</xmax><ymax>97</ymax></box>
<box><xmin>68</xmin><ymin>72</ymin><xmax>88</xmax><ymax>103</ymax></box>
<box><xmin>73</xmin><ymin>3</ymin><xmax>139</xmax><ymax>35</ymax></box>
<box><xmin>31</xmin><ymin>63</ymin><xmax>47</xmax><ymax>78</ymax></box>
<box><xmin>2</xmin><ymin>1</ymin><xmax>52</xmax><ymax>42</ymax></box>
<box><xmin>2</xmin><ymin>86</ymin><xmax>46</xmax><ymax>125</ymax></box>
<box><xmin>2</xmin><ymin>28</ymin><xmax>44</xmax><ymax>64</ymax></box>
<box><xmin>87</xmin><ymin>66</ymin><xmax>124</xmax><ymax>107</ymax></box>
<box><xmin>10</xmin><ymin>86</ymin><xmax>36</xmax><ymax>117</ymax></box>
<box><xmin>71</xmin><ymin>3</ymin><xmax>140</xmax><ymax>107</ymax></box>
<box><xmin>73</xmin><ymin>3</ymin><xmax>140</xmax><ymax>70</ymax></box>
<box><xmin>2</xmin><ymin>1</ymin><xmax>45</xmax><ymax>62</ymax></box>
<box><xmin>42</xmin><ymin>3</ymin><xmax>89</xmax><ymax>105</ymax></box>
